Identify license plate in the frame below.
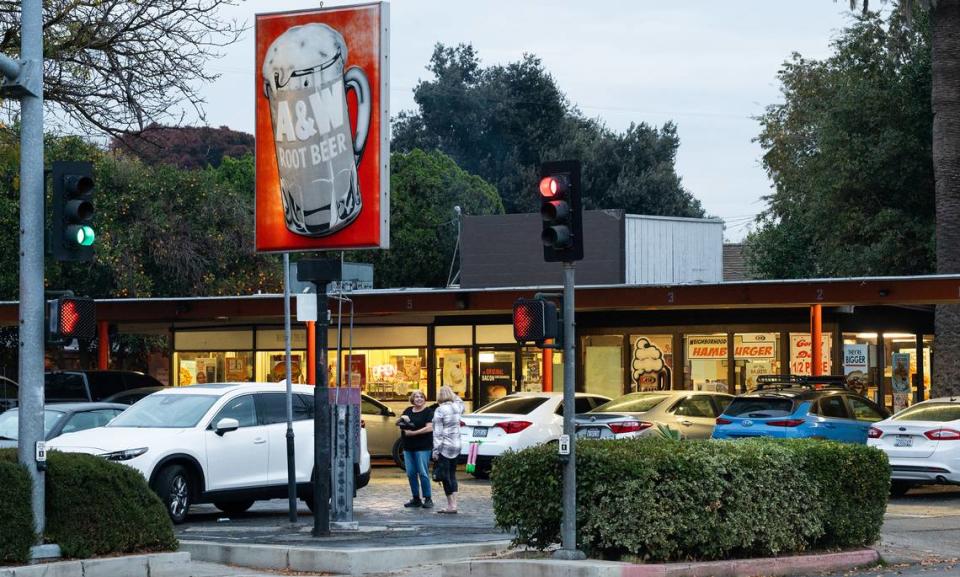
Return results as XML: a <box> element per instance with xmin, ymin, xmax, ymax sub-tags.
<box><xmin>895</xmin><ymin>435</ymin><xmax>913</xmax><ymax>447</ymax></box>
<box><xmin>585</xmin><ymin>428</ymin><xmax>601</xmax><ymax>439</ymax></box>
<box><xmin>473</xmin><ymin>427</ymin><xmax>488</xmax><ymax>438</ymax></box>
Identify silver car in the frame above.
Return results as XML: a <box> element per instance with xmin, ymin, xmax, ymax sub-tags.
<box><xmin>361</xmin><ymin>394</ymin><xmax>404</xmax><ymax>465</ymax></box>
<box><xmin>576</xmin><ymin>391</ymin><xmax>734</xmax><ymax>440</ymax></box>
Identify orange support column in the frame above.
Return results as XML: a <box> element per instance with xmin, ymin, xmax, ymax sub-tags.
<box><xmin>810</xmin><ymin>304</ymin><xmax>822</xmax><ymax>376</ymax></box>
<box><xmin>97</xmin><ymin>320</ymin><xmax>109</xmax><ymax>369</ymax></box>
<box><xmin>307</xmin><ymin>321</ymin><xmax>316</xmax><ymax>385</ymax></box>
<box><xmin>542</xmin><ymin>341</ymin><xmax>553</xmax><ymax>392</ymax></box>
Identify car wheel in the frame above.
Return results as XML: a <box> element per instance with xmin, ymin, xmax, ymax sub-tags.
<box><xmin>214</xmin><ymin>500</ymin><xmax>255</xmax><ymax>516</ymax></box>
<box><xmin>152</xmin><ymin>464</ymin><xmax>193</xmax><ymax>524</ymax></box>
<box><xmin>392</xmin><ymin>438</ymin><xmax>405</xmax><ymax>469</ymax></box>
<box><xmin>890</xmin><ymin>480</ymin><xmax>912</xmax><ymax>498</ymax></box>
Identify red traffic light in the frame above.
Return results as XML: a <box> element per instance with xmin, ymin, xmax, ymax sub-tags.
<box><xmin>539</xmin><ymin>176</ymin><xmax>569</xmax><ymax>198</ymax></box>
<box><xmin>513</xmin><ymin>298</ymin><xmax>559</xmax><ymax>344</ymax></box>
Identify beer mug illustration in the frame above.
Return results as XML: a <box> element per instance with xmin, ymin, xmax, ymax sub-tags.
<box><xmin>262</xmin><ymin>23</ymin><xmax>371</xmax><ymax>237</ymax></box>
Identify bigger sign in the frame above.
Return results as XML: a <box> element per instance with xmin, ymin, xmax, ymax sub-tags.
<box><xmin>255</xmin><ymin>3</ymin><xmax>390</xmax><ymax>252</ymax></box>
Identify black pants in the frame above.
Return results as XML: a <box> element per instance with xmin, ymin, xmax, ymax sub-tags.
<box><xmin>435</xmin><ymin>455</ymin><xmax>459</xmax><ymax>496</ymax></box>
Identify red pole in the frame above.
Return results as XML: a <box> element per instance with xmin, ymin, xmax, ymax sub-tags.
<box><xmin>97</xmin><ymin>320</ymin><xmax>109</xmax><ymax>370</ymax></box>
<box><xmin>306</xmin><ymin>321</ymin><xmax>316</xmax><ymax>385</ymax></box>
<box><xmin>542</xmin><ymin>341</ymin><xmax>553</xmax><ymax>392</ymax></box>
<box><xmin>810</xmin><ymin>304</ymin><xmax>822</xmax><ymax>376</ymax></box>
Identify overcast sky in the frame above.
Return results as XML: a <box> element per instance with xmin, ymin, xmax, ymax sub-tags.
<box><xmin>200</xmin><ymin>0</ymin><xmax>857</xmax><ymax>241</ymax></box>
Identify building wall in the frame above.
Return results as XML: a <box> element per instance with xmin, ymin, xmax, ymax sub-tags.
<box><xmin>625</xmin><ymin>215</ymin><xmax>723</xmax><ymax>284</ymax></box>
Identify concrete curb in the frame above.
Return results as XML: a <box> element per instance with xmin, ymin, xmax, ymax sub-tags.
<box><xmin>442</xmin><ymin>548</ymin><xmax>880</xmax><ymax>577</ymax></box>
<box><xmin>181</xmin><ymin>539</ymin><xmax>512</xmax><ymax>576</ymax></box>
<box><xmin>0</xmin><ymin>552</ymin><xmax>190</xmax><ymax>577</ymax></box>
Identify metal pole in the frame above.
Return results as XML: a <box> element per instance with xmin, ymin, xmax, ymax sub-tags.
<box><xmin>313</xmin><ymin>280</ymin><xmax>331</xmax><ymax>537</ymax></box>
<box><xmin>556</xmin><ymin>262</ymin><xmax>584</xmax><ymax>559</ymax></box>
<box><xmin>283</xmin><ymin>253</ymin><xmax>297</xmax><ymax>523</ymax></box>
<box><xmin>17</xmin><ymin>0</ymin><xmax>46</xmax><ymax>538</ymax></box>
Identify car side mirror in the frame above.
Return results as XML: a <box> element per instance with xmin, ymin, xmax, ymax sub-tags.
<box><xmin>385</xmin><ymin>408</ymin><xmax>396</xmax><ymax>417</ymax></box>
<box><xmin>215</xmin><ymin>417</ymin><xmax>240</xmax><ymax>436</ymax></box>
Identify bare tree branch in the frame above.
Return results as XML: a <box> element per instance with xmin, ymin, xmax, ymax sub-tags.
<box><xmin>0</xmin><ymin>0</ymin><xmax>244</xmax><ymax>136</ymax></box>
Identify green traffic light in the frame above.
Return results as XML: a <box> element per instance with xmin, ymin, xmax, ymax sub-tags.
<box><xmin>75</xmin><ymin>225</ymin><xmax>95</xmax><ymax>246</ymax></box>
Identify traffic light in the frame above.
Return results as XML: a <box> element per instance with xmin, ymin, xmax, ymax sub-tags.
<box><xmin>48</xmin><ymin>296</ymin><xmax>96</xmax><ymax>342</ymax></box>
<box><xmin>51</xmin><ymin>161</ymin><xmax>96</xmax><ymax>262</ymax></box>
<box><xmin>513</xmin><ymin>298</ymin><xmax>559</xmax><ymax>345</ymax></box>
<box><xmin>539</xmin><ymin>160</ymin><xmax>583</xmax><ymax>263</ymax></box>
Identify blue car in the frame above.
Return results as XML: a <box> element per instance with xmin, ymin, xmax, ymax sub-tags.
<box><xmin>711</xmin><ymin>375</ymin><xmax>889</xmax><ymax>443</ymax></box>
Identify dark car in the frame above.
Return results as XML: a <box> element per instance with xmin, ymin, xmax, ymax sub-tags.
<box><xmin>0</xmin><ymin>376</ymin><xmax>18</xmax><ymax>414</ymax></box>
<box><xmin>712</xmin><ymin>374</ymin><xmax>890</xmax><ymax>443</ymax></box>
<box><xmin>0</xmin><ymin>402</ymin><xmax>127</xmax><ymax>449</ymax></box>
<box><xmin>101</xmin><ymin>386</ymin><xmax>165</xmax><ymax>405</ymax></box>
<box><xmin>45</xmin><ymin>371</ymin><xmax>164</xmax><ymax>403</ymax></box>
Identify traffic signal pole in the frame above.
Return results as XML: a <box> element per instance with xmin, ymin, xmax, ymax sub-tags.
<box><xmin>0</xmin><ymin>0</ymin><xmax>48</xmax><ymax>540</ymax></box>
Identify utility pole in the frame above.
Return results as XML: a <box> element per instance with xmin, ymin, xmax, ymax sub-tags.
<box><xmin>0</xmin><ymin>0</ymin><xmax>48</xmax><ymax>545</ymax></box>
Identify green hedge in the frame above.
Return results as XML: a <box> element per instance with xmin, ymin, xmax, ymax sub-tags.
<box><xmin>491</xmin><ymin>438</ymin><xmax>889</xmax><ymax>562</ymax></box>
<box><xmin>0</xmin><ymin>457</ymin><xmax>35</xmax><ymax>564</ymax></box>
<box><xmin>0</xmin><ymin>449</ymin><xmax>177</xmax><ymax>560</ymax></box>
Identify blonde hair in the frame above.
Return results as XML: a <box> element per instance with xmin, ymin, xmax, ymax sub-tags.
<box><xmin>437</xmin><ymin>385</ymin><xmax>457</xmax><ymax>404</ymax></box>
<box><xmin>408</xmin><ymin>390</ymin><xmax>426</xmax><ymax>403</ymax></box>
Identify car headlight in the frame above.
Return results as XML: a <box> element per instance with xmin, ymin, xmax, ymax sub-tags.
<box><xmin>100</xmin><ymin>447</ymin><xmax>148</xmax><ymax>461</ymax></box>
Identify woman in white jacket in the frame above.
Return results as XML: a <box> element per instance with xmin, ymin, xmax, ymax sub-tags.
<box><xmin>431</xmin><ymin>385</ymin><xmax>464</xmax><ymax>514</ymax></box>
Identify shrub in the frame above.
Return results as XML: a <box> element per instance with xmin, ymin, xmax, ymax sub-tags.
<box><xmin>0</xmin><ymin>450</ymin><xmax>35</xmax><ymax>564</ymax></box>
<box><xmin>491</xmin><ymin>438</ymin><xmax>888</xmax><ymax>562</ymax></box>
<box><xmin>0</xmin><ymin>449</ymin><xmax>177</xmax><ymax>559</ymax></box>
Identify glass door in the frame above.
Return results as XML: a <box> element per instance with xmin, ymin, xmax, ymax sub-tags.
<box><xmin>477</xmin><ymin>348</ymin><xmax>516</xmax><ymax>408</ymax></box>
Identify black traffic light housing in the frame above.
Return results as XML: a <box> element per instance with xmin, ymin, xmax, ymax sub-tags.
<box><xmin>47</xmin><ymin>296</ymin><xmax>96</xmax><ymax>343</ymax></box>
<box><xmin>51</xmin><ymin>161</ymin><xmax>96</xmax><ymax>262</ymax></box>
<box><xmin>513</xmin><ymin>297</ymin><xmax>560</xmax><ymax>346</ymax></box>
<box><xmin>539</xmin><ymin>159</ymin><xmax>583</xmax><ymax>263</ymax></box>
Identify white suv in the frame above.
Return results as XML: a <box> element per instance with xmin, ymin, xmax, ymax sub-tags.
<box><xmin>49</xmin><ymin>383</ymin><xmax>371</xmax><ymax>523</ymax></box>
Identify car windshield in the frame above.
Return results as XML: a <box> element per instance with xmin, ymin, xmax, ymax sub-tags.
<box><xmin>45</xmin><ymin>373</ymin><xmax>87</xmax><ymax>401</ymax></box>
<box><xmin>592</xmin><ymin>394</ymin><xmax>669</xmax><ymax>414</ymax></box>
<box><xmin>724</xmin><ymin>397</ymin><xmax>795</xmax><ymax>418</ymax></box>
<box><xmin>107</xmin><ymin>394</ymin><xmax>218</xmax><ymax>428</ymax></box>
<box><xmin>892</xmin><ymin>403</ymin><xmax>960</xmax><ymax>422</ymax></box>
<box><xmin>475</xmin><ymin>396</ymin><xmax>549</xmax><ymax>415</ymax></box>
<box><xmin>0</xmin><ymin>409</ymin><xmax>65</xmax><ymax>440</ymax></box>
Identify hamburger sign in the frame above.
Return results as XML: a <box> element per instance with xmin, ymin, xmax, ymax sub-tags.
<box><xmin>255</xmin><ymin>3</ymin><xmax>390</xmax><ymax>252</ymax></box>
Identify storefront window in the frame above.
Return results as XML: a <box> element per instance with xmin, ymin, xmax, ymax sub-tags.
<box><xmin>842</xmin><ymin>333</ymin><xmax>878</xmax><ymax>403</ymax></box>
<box><xmin>329</xmin><ymin>348</ymin><xmax>427</xmax><ymax>402</ymax></box>
<box><xmin>628</xmin><ymin>335</ymin><xmax>673</xmax><ymax>392</ymax></box>
<box><xmin>883</xmin><ymin>333</ymin><xmax>921</xmax><ymax>412</ymax></box>
<box><xmin>436</xmin><ymin>348</ymin><xmax>471</xmax><ymax>399</ymax></box>
<box><xmin>174</xmin><ymin>351</ymin><xmax>253</xmax><ymax>386</ymax></box>
<box><xmin>924</xmin><ymin>335</ymin><xmax>934</xmax><ymax>401</ymax></box>
<box><xmin>734</xmin><ymin>333</ymin><xmax>779</xmax><ymax>392</ymax></box>
<box><xmin>256</xmin><ymin>351</ymin><xmax>307</xmax><ymax>383</ymax></box>
<box><xmin>520</xmin><ymin>347</ymin><xmax>563</xmax><ymax>393</ymax></box>
<box><xmin>789</xmin><ymin>333</ymin><xmax>832</xmax><ymax>375</ymax></box>
<box><xmin>685</xmin><ymin>334</ymin><xmax>728</xmax><ymax>392</ymax></box>
<box><xmin>583</xmin><ymin>335</ymin><xmax>624</xmax><ymax>399</ymax></box>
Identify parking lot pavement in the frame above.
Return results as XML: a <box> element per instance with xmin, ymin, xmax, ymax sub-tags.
<box><xmin>176</xmin><ymin>466</ymin><xmax>508</xmax><ymax>548</ymax></box>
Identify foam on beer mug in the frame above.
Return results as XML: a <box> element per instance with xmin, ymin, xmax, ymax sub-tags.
<box><xmin>262</xmin><ymin>23</ymin><xmax>348</xmax><ymax>90</ymax></box>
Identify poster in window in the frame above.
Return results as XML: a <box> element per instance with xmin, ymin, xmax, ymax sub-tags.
<box><xmin>442</xmin><ymin>353</ymin><xmax>467</xmax><ymax>394</ymax></box>
<box><xmin>402</xmin><ymin>356</ymin><xmax>421</xmax><ymax>382</ymax></box>
<box><xmin>631</xmin><ymin>337</ymin><xmax>672</xmax><ymax>392</ymax></box>
<box><xmin>179</xmin><ymin>360</ymin><xmax>197</xmax><ymax>387</ymax></box>
<box><xmin>226</xmin><ymin>357</ymin><xmax>247</xmax><ymax>382</ymax></box>
<box><xmin>344</xmin><ymin>355</ymin><xmax>366</xmax><ymax>388</ymax></box>
<box><xmin>196</xmin><ymin>357</ymin><xmax>217</xmax><ymax>385</ymax></box>
<box><xmin>892</xmin><ymin>352</ymin><xmax>911</xmax><ymax>412</ymax></box>
<box><xmin>480</xmin><ymin>362</ymin><xmax>512</xmax><ymax>402</ymax></box>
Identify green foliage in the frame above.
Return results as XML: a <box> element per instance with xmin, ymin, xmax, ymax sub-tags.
<box><xmin>394</xmin><ymin>44</ymin><xmax>703</xmax><ymax>218</ymax></box>
<box><xmin>653</xmin><ymin>422</ymin><xmax>683</xmax><ymax>441</ymax></box>
<box><xmin>0</xmin><ymin>451</ymin><xmax>35</xmax><ymax>564</ymax></box>
<box><xmin>492</xmin><ymin>438</ymin><xmax>888</xmax><ymax>562</ymax></box>
<box><xmin>0</xmin><ymin>450</ymin><xmax>177</xmax><ymax>560</ymax></box>
<box><xmin>746</xmin><ymin>10</ymin><xmax>934</xmax><ymax>278</ymax></box>
<box><xmin>347</xmin><ymin>149</ymin><xmax>504</xmax><ymax>288</ymax></box>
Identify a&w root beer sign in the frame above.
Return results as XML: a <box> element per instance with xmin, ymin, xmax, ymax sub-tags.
<box><xmin>255</xmin><ymin>3</ymin><xmax>390</xmax><ymax>252</ymax></box>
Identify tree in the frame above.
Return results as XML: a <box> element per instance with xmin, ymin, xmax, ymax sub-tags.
<box><xmin>112</xmin><ymin>124</ymin><xmax>255</xmax><ymax>169</ymax></box>
<box><xmin>745</xmin><ymin>10</ymin><xmax>934</xmax><ymax>279</ymax></box>
<box><xmin>0</xmin><ymin>0</ymin><xmax>243</xmax><ymax>135</ymax></box>
<box><xmin>394</xmin><ymin>44</ymin><xmax>703</xmax><ymax>218</ymax></box>
<box><xmin>348</xmin><ymin>149</ymin><xmax>504</xmax><ymax>288</ymax></box>
<box><xmin>840</xmin><ymin>1</ymin><xmax>960</xmax><ymax>396</ymax></box>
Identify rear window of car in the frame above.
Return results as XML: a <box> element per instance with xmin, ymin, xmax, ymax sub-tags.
<box><xmin>45</xmin><ymin>373</ymin><xmax>88</xmax><ymax>401</ymax></box>
<box><xmin>892</xmin><ymin>403</ymin><xmax>960</xmax><ymax>422</ymax></box>
<box><xmin>476</xmin><ymin>397</ymin><xmax>548</xmax><ymax>415</ymax></box>
<box><xmin>724</xmin><ymin>397</ymin><xmax>795</xmax><ymax>418</ymax></box>
<box><xmin>592</xmin><ymin>394</ymin><xmax>669</xmax><ymax>414</ymax></box>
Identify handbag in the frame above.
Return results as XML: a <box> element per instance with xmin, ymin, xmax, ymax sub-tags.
<box><xmin>432</xmin><ymin>458</ymin><xmax>446</xmax><ymax>483</ymax></box>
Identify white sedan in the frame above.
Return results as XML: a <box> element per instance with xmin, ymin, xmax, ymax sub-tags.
<box><xmin>459</xmin><ymin>392</ymin><xmax>610</xmax><ymax>478</ymax></box>
<box><xmin>49</xmin><ymin>383</ymin><xmax>371</xmax><ymax>523</ymax></box>
<box><xmin>867</xmin><ymin>397</ymin><xmax>960</xmax><ymax>496</ymax></box>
